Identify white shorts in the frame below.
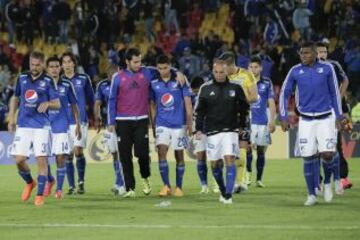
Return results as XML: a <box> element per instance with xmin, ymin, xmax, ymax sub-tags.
<box><xmin>194</xmin><ymin>133</ymin><xmax>207</xmax><ymax>153</ymax></box>
<box><xmin>103</xmin><ymin>130</ymin><xmax>119</xmax><ymax>153</ymax></box>
<box><xmin>250</xmin><ymin>124</ymin><xmax>271</xmax><ymax>146</ymax></box>
<box><xmin>11</xmin><ymin>127</ymin><xmax>50</xmax><ymax>157</ymax></box>
<box><xmin>298</xmin><ymin>115</ymin><xmax>337</xmax><ymax>157</ymax></box>
<box><xmin>206</xmin><ymin>132</ymin><xmax>239</xmax><ymax>161</ymax></box>
<box><xmin>155</xmin><ymin>126</ymin><xmax>187</xmax><ymax>150</ymax></box>
<box><xmin>51</xmin><ymin>132</ymin><xmax>71</xmax><ymax>155</ymax></box>
<box><xmin>69</xmin><ymin>124</ymin><xmax>88</xmax><ymax>149</ymax></box>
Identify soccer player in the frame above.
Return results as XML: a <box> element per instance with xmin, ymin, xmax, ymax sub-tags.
<box><xmin>190</xmin><ymin>76</ymin><xmax>209</xmax><ymax>193</ymax></box>
<box><xmin>108</xmin><ymin>48</ymin><xmax>185</xmax><ymax>197</ymax></box>
<box><xmin>61</xmin><ymin>52</ymin><xmax>95</xmax><ymax>195</ymax></box>
<box><xmin>316</xmin><ymin>42</ymin><xmax>352</xmax><ymax>193</ymax></box>
<box><xmin>8</xmin><ymin>51</ymin><xmax>60</xmax><ymax>206</ymax></box>
<box><xmin>46</xmin><ymin>56</ymin><xmax>81</xmax><ymax>199</ymax></box>
<box><xmin>149</xmin><ymin>55</ymin><xmax>192</xmax><ymax>197</ymax></box>
<box><xmin>194</xmin><ymin>59</ymin><xmax>249</xmax><ymax>204</ymax></box>
<box><xmin>94</xmin><ymin>64</ymin><xmax>126</xmax><ymax>196</ymax></box>
<box><xmin>279</xmin><ymin>41</ymin><xmax>346</xmax><ymax>206</ymax></box>
<box><xmin>246</xmin><ymin>57</ymin><xmax>276</xmax><ymax>187</ymax></box>
<box><xmin>217</xmin><ymin>51</ymin><xmax>258</xmax><ymax>193</ymax></box>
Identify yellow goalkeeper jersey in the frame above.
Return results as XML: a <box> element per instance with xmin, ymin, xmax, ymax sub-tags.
<box><xmin>228</xmin><ymin>67</ymin><xmax>256</xmax><ymax>98</ymax></box>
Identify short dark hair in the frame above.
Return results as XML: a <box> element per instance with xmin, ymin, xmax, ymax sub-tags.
<box><xmin>61</xmin><ymin>51</ymin><xmax>77</xmax><ymax>65</ymax></box>
<box><xmin>191</xmin><ymin>76</ymin><xmax>205</xmax><ymax>90</ymax></box>
<box><xmin>125</xmin><ymin>48</ymin><xmax>141</xmax><ymax>61</ymax></box>
<box><xmin>30</xmin><ymin>51</ymin><xmax>45</xmax><ymax>62</ymax></box>
<box><xmin>156</xmin><ymin>55</ymin><xmax>170</xmax><ymax>65</ymax></box>
<box><xmin>250</xmin><ymin>56</ymin><xmax>262</xmax><ymax>65</ymax></box>
<box><xmin>217</xmin><ymin>51</ymin><xmax>235</xmax><ymax>65</ymax></box>
<box><xmin>316</xmin><ymin>41</ymin><xmax>328</xmax><ymax>49</ymax></box>
<box><xmin>46</xmin><ymin>56</ymin><xmax>61</xmax><ymax>66</ymax></box>
<box><xmin>300</xmin><ymin>41</ymin><xmax>316</xmax><ymax>51</ymax></box>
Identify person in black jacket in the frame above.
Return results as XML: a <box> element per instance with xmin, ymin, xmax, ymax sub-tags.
<box><xmin>194</xmin><ymin>60</ymin><xmax>249</xmax><ymax>204</ymax></box>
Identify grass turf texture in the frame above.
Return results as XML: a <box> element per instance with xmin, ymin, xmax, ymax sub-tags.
<box><xmin>0</xmin><ymin>159</ymin><xmax>359</xmax><ymax>240</ymax></box>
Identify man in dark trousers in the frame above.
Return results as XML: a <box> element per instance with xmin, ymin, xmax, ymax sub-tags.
<box><xmin>108</xmin><ymin>48</ymin><xmax>185</xmax><ymax>197</ymax></box>
<box><xmin>194</xmin><ymin>59</ymin><xmax>249</xmax><ymax>204</ymax></box>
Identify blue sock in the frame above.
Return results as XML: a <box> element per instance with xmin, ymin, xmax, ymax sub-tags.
<box><xmin>113</xmin><ymin>160</ymin><xmax>125</xmax><ymax>187</ymax></box>
<box><xmin>159</xmin><ymin>160</ymin><xmax>170</xmax><ymax>187</ymax></box>
<box><xmin>313</xmin><ymin>158</ymin><xmax>320</xmax><ymax>190</ymax></box>
<box><xmin>256</xmin><ymin>152</ymin><xmax>265</xmax><ymax>181</ymax></box>
<box><xmin>225</xmin><ymin>165</ymin><xmax>236</xmax><ymax>197</ymax></box>
<box><xmin>322</xmin><ymin>159</ymin><xmax>333</xmax><ymax>184</ymax></box>
<box><xmin>18</xmin><ymin>170</ymin><xmax>33</xmax><ymax>184</ymax></box>
<box><xmin>47</xmin><ymin>164</ymin><xmax>55</xmax><ymax>182</ymax></box>
<box><xmin>332</xmin><ymin>152</ymin><xmax>340</xmax><ymax>181</ymax></box>
<box><xmin>197</xmin><ymin>160</ymin><xmax>208</xmax><ymax>186</ymax></box>
<box><xmin>176</xmin><ymin>164</ymin><xmax>185</xmax><ymax>189</ymax></box>
<box><xmin>37</xmin><ymin>175</ymin><xmax>47</xmax><ymax>196</ymax></box>
<box><xmin>66</xmin><ymin>160</ymin><xmax>75</xmax><ymax>188</ymax></box>
<box><xmin>76</xmin><ymin>155</ymin><xmax>86</xmax><ymax>183</ymax></box>
<box><xmin>303</xmin><ymin>158</ymin><xmax>315</xmax><ymax>196</ymax></box>
<box><xmin>246</xmin><ymin>151</ymin><xmax>253</xmax><ymax>172</ymax></box>
<box><xmin>56</xmin><ymin>167</ymin><xmax>66</xmax><ymax>191</ymax></box>
<box><xmin>212</xmin><ymin>166</ymin><xmax>226</xmax><ymax>195</ymax></box>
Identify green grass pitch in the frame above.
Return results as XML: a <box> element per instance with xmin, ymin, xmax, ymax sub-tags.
<box><xmin>0</xmin><ymin>159</ymin><xmax>359</xmax><ymax>240</ymax></box>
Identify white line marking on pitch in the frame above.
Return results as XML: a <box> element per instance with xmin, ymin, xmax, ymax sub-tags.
<box><xmin>0</xmin><ymin>223</ymin><xmax>358</xmax><ymax>230</ymax></box>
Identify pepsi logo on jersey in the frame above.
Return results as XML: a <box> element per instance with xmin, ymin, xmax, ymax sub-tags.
<box><xmin>161</xmin><ymin>93</ymin><xmax>174</xmax><ymax>108</ymax></box>
<box><xmin>24</xmin><ymin>89</ymin><xmax>38</xmax><ymax>106</ymax></box>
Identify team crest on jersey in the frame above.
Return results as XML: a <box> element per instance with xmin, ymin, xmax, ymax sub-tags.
<box><xmin>59</xmin><ymin>86</ymin><xmax>66</xmax><ymax>93</ymax></box>
<box><xmin>76</xmin><ymin>79</ymin><xmax>82</xmax><ymax>85</ymax></box>
<box><xmin>229</xmin><ymin>90</ymin><xmax>235</xmax><ymax>97</ymax></box>
<box><xmin>161</xmin><ymin>93</ymin><xmax>174</xmax><ymax>107</ymax></box>
<box><xmin>39</xmin><ymin>81</ymin><xmax>46</xmax><ymax>87</ymax></box>
<box><xmin>259</xmin><ymin>84</ymin><xmax>266</xmax><ymax>91</ymax></box>
<box><xmin>317</xmin><ymin>67</ymin><xmax>324</xmax><ymax>73</ymax></box>
<box><xmin>25</xmin><ymin>89</ymin><xmax>38</xmax><ymax>104</ymax></box>
<box><xmin>299</xmin><ymin>69</ymin><xmax>304</xmax><ymax>75</ymax></box>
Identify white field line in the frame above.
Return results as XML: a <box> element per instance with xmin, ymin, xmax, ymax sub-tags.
<box><xmin>0</xmin><ymin>223</ymin><xmax>358</xmax><ymax>230</ymax></box>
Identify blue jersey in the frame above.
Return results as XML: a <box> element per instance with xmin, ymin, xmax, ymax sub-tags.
<box><xmin>151</xmin><ymin>78</ymin><xmax>192</xmax><ymax>129</ymax></box>
<box><xmin>95</xmin><ymin>79</ymin><xmax>111</xmax><ymax>125</ymax></box>
<box><xmin>14</xmin><ymin>72</ymin><xmax>59</xmax><ymax>128</ymax></box>
<box><xmin>251</xmin><ymin>77</ymin><xmax>274</xmax><ymax>125</ymax></box>
<box><xmin>63</xmin><ymin>73</ymin><xmax>94</xmax><ymax>124</ymax></box>
<box><xmin>279</xmin><ymin>60</ymin><xmax>342</xmax><ymax>120</ymax></box>
<box><xmin>49</xmin><ymin>79</ymin><xmax>77</xmax><ymax>133</ymax></box>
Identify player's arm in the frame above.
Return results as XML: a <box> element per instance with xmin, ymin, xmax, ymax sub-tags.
<box><xmin>245</xmin><ymin>72</ymin><xmax>258</xmax><ymax>104</ymax></box>
<box><xmin>149</xmin><ymin>100</ymin><xmax>156</xmax><ymax>138</ymax></box>
<box><xmin>84</xmin><ymin>75</ymin><xmax>95</xmax><ymax>119</ymax></box>
<box><xmin>38</xmin><ymin>80</ymin><xmax>61</xmax><ymax>112</ymax></box>
<box><xmin>68</xmin><ymin>82</ymin><xmax>82</xmax><ymax>139</ymax></box>
<box><xmin>237</xmin><ymin>85</ymin><xmax>250</xmax><ymax>130</ymax></box>
<box><xmin>194</xmin><ymin>85</ymin><xmax>207</xmax><ymax>139</ymax></box>
<box><xmin>327</xmin><ymin>64</ymin><xmax>345</xmax><ymax>130</ymax></box>
<box><xmin>335</xmin><ymin>62</ymin><xmax>349</xmax><ymax>97</ymax></box>
<box><xmin>267</xmin><ymin>81</ymin><xmax>276</xmax><ymax>133</ymax></box>
<box><xmin>8</xmin><ymin>95</ymin><xmax>19</xmax><ymax>132</ymax></box>
<box><xmin>108</xmin><ymin>74</ymin><xmax>120</xmax><ymax>132</ymax></box>
<box><xmin>182</xmin><ymin>81</ymin><xmax>193</xmax><ymax>136</ymax></box>
<box><xmin>94</xmin><ymin>82</ymin><xmax>104</xmax><ymax>132</ymax></box>
<box><xmin>279</xmin><ymin>67</ymin><xmax>296</xmax><ymax>132</ymax></box>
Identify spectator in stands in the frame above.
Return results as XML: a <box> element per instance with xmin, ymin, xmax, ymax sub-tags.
<box><xmin>5</xmin><ymin>0</ymin><xmax>21</xmax><ymax>43</ymax></box>
<box><xmin>41</xmin><ymin>0</ymin><xmax>58</xmax><ymax>44</ymax></box>
<box><xmin>0</xmin><ymin>99</ymin><xmax>7</xmax><ymax>130</ymax></box>
<box><xmin>292</xmin><ymin>2</ymin><xmax>313</xmax><ymax>41</ymax></box>
<box><xmin>73</xmin><ymin>0</ymin><xmax>85</xmax><ymax>40</ymax></box>
<box><xmin>263</xmin><ymin>15</ymin><xmax>279</xmax><ymax>45</ymax></box>
<box><xmin>53</xmin><ymin>0</ymin><xmax>72</xmax><ymax>43</ymax></box>
<box><xmin>0</xmin><ymin>65</ymin><xmax>11</xmax><ymax>87</ymax></box>
<box><xmin>141</xmin><ymin>0</ymin><xmax>155</xmax><ymax>42</ymax></box>
<box><xmin>179</xmin><ymin>47</ymin><xmax>200</xmax><ymax>81</ymax></box>
<box><xmin>23</xmin><ymin>1</ymin><xmax>37</xmax><ymax>45</ymax></box>
<box><xmin>163</xmin><ymin>0</ymin><xmax>180</xmax><ymax>36</ymax></box>
<box><xmin>345</xmin><ymin>42</ymin><xmax>360</xmax><ymax>100</ymax></box>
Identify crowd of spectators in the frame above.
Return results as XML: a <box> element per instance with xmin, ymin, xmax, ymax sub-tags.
<box><xmin>0</xmin><ymin>0</ymin><xmax>360</xmax><ymax>128</ymax></box>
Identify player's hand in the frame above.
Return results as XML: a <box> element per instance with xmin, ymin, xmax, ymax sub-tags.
<box><xmin>108</xmin><ymin>125</ymin><xmax>115</xmax><ymax>133</ymax></box>
<box><xmin>268</xmin><ymin>121</ymin><xmax>276</xmax><ymax>133</ymax></box>
<box><xmin>186</xmin><ymin>121</ymin><xmax>193</xmax><ymax>136</ymax></box>
<box><xmin>175</xmin><ymin>72</ymin><xmax>186</xmax><ymax>86</ymax></box>
<box><xmin>195</xmin><ymin>131</ymin><xmax>202</xmax><ymax>140</ymax></box>
<box><xmin>336</xmin><ymin>115</ymin><xmax>352</xmax><ymax>133</ymax></box>
<box><xmin>75</xmin><ymin>123</ymin><xmax>82</xmax><ymax>140</ymax></box>
<box><xmin>37</xmin><ymin>101</ymin><xmax>49</xmax><ymax>113</ymax></box>
<box><xmin>8</xmin><ymin>120</ymin><xmax>16</xmax><ymax>132</ymax></box>
<box><xmin>280</xmin><ymin>120</ymin><xmax>290</xmax><ymax>132</ymax></box>
<box><xmin>95</xmin><ymin>118</ymin><xmax>102</xmax><ymax>133</ymax></box>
